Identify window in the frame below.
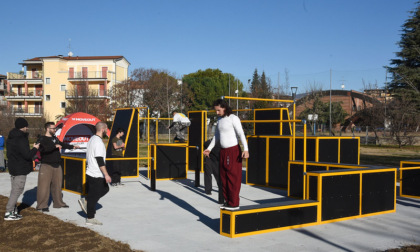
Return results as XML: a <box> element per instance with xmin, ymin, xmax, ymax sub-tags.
<box><xmin>46</xmin><ymin>95</ymin><xmax>50</xmax><ymax>101</ymax></box>
<box><xmin>61</xmin><ymin>102</ymin><xmax>66</xmax><ymax>108</ymax></box>
<box><xmin>60</xmin><ymin>84</ymin><xmax>66</xmax><ymax>91</ymax></box>
<box><xmin>46</xmin><ymin>78</ymin><xmax>51</xmax><ymax>84</ymax></box>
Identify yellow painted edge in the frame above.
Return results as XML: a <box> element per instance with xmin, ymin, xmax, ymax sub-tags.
<box><xmin>306</xmin><ymin>168</ymin><xmax>397</xmax><ymax>176</ymax></box>
<box><xmin>266</xmin><ymin>138</ymin><xmax>269</xmax><ymax>184</ymax></box>
<box><xmin>399</xmin><ymin>166</ymin><xmax>420</xmax><ymax>170</ymax></box>
<box><xmin>62</xmin><ymin>188</ymin><xmax>82</xmax><ymax>195</ymax></box>
<box><xmin>320</xmin><ymin>210</ymin><xmax>396</xmax><ymax>225</ymax></box>
<box><xmin>121</xmin><ymin>175</ymin><xmax>139</xmax><ymax>179</ymax></box>
<box><xmin>317</xmin><ymin>175</ymin><xmax>322</xmax><ymax>222</ymax></box>
<box><xmin>221</xmin><ymin>202</ymin><xmax>319</xmax><ymax>215</ymax></box>
<box><xmin>338</xmin><ymin>139</ymin><xmax>341</xmax><ymax>163</ymax></box>
<box><xmin>62</xmin><ymin>156</ymin><xmax>85</xmax><ymax>161</ymax></box>
<box><xmin>359</xmin><ymin>173</ymin><xmax>362</xmax><ymax>215</ymax></box>
<box><xmin>82</xmin><ymin>159</ymin><xmax>86</xmax><ymax>195</ymax></box>
<box><xmin>400</xmin><ymin>194</ymin><xmax>420</xmax><ymax>199</ymax></box>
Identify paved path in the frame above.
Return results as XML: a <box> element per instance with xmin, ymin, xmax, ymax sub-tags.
<box><xmin>1</xmin><ymin>169</ymin><xmax>420</xmax><ymax>252</ymax></box>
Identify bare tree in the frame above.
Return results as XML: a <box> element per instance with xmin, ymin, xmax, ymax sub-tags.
<box><xmin>65</xmin><ymin>82</ymin><xmax>112</xmax><ymax>122</ymax></box>
<box><xmin>387</xmin><ymin>92</ymin><xmax>420</xmax><ymax>147</ymax></box>
<box><xmin>130</xmin><ymin>68</ymin><xmax>180</xmax><ymax>118</ymax></box>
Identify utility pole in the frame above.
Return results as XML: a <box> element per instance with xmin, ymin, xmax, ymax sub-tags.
<box><xmin>167</xmin><ymin>77</ymin><xmax>170</xmax><ymax>143</ymax></box>
<box><xmin>236</xmin><ymin>79</ymin><xmax>239</xmax><ymax>116</ymax></box>
<box><xmin>329</xmin><ymin>69</ymin><xmax>332</xmax><ymax>136</ymax></box>
<box><xmin>228</xmin><ymin>75</ymin><xmax>231</xmax><ymax>105</ymax></box>
<box><xmin>384</xmin><ymin>69</ymin><xmax>388</xmax><ymax>136</ymax></box>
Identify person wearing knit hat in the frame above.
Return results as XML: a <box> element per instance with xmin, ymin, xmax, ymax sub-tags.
<box><xmin>4</xmin><ymin>118</ymin><xmax>39</xmax><ymax>221</ymax></box>
<box><xmin>15</xmin><ymin>118</ymin><xmax>29</xmax><ymax>129</ymax></box>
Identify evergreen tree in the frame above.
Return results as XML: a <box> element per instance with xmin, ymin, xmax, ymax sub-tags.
<box><xmin>250</xmin><ymin>69</ymin><xmax>273</xmax><ymax>108</ymax></box>
<box><xmin>250</xmin><ymin>69</ymin><xmax>261</xmax><ymax>95</ymax></box>
<box><xmin>260</xmin><ymin>71</ymin><xmax>272</xmax><ymax>98</ymax></box>
<box><xmin>388</xmin><ymin>3</ymin><xmax>420</xmax><ymax>96</ymax></box>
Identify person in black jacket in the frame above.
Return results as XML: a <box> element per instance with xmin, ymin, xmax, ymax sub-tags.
<box><xmin>36</xmin><ymin>122</ymin><xmax>79</xmax><ymax>212</ymax></box>
<box><xmin>4</xmin><ymin>118</ymin><xmax>39</xmax><ymax>221</ymax></box>
<box><xmin>204</xmin><ymin>138</ymin><xmax>224</xmax><ymax>204</ymax></box>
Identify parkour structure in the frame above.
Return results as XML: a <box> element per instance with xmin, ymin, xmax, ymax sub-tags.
<box><xmin>59</xmin><ymin>96</ymin><xmax>420</xmax><ymax>238</ymax></box>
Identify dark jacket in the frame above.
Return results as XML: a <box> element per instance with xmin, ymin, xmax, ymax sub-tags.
<box><xmin>39</xmin><ymin>136</ymin><xmax>73</xmax><ymax>167</ymax></box>
<box><xmin>6</xmin><ymin>128</ymin><xmax>38</xmax><ymax>176</ymax></box>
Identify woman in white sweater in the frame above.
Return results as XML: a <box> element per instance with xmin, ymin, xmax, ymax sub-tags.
<box><xmin>203</xmin><ymin>99</ymin><xmax>249</xmax><ymax>210</ymax></box>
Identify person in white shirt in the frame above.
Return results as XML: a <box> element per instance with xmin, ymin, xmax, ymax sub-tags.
<box><xmin>168</xmin><ymin>111</ymin><xmax>191</xmax><ymax>143</ymax></box>
<box><xmin>78</xmin><ymin>122</ymin><xmax>111</xmax><ymax>226</ymax></box>
<box><xmin>203</xmin><ymin>99</ymin><xmax>249</xmax><ymax>211</ymax></box>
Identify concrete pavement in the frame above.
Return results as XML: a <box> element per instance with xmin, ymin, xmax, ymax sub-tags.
<box><xmin>1</xmin><ymin>168</ymin><xmax>419</xmax><ymax>252</ymax></box>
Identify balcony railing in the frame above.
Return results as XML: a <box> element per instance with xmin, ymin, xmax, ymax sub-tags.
<box><xmin>7</xmin><ymin>71</ymin><xmax>43</xmax><ymax>80</ymax></box>
<box><xmin>13</xmin><ymin>107</ymin><xmax>43</xmax><ymax>116</ymax></box>
<box><xmin>0</xmin><ymin>100</ymin><xmax>7</xmax><ymax>106</ymax></box>
<box><xmin>69</xmin><ymin>71</ymin><xmax>110</xmax><ymax>79</ymax></box>
<box><xmin>5</xmin><ymin>90</ymin><xmax>43</xmax><ymax>98</ymax></box>
<box><xmin>65</xmin><ymin>89</ymin><xmax>109</xmax><ymax>99</ymax></box>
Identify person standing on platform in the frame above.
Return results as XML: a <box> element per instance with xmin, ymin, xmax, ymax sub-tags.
<box><xmin>110</xmin><ymin>128</ymin><xmax>125</xmax><ymax>187</ymax></box>
<box><xmin>0</xmin><ymin>130</ymin><xmax>5</xmax><ymax>172</ymax></box>
<box><xmin>4</xmin><ymin>118</ymin><xmax>39</xmax><ymax>220</ymax></box>
<box><xmin>203</xmin><ymin>138</ymin><xmax>224</xmax><ymax>204</ymax></box>
<box><xmin>36</xmin><ymin>122</ymin><xmax>79</xmax><ymax>212</ymax></box>
<box><xmin>168</xmin><ymin>111</ymin><xmax>190</xmax><ymax>143</ymax></box>
<box><xmin>78</xmin><ymin>122</ymin><xmax>111</xmax><ymax>226</ymax></box>
<box><xmin>203</xmin><ymin>99</ymin><xmax>249</xmax><ymax>211</ymax></box>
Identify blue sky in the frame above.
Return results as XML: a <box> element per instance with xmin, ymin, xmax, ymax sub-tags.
<box><xmin>0</xmin><ymin>0</ymin><xmax>417</xmax><ymax>94</ymax></box>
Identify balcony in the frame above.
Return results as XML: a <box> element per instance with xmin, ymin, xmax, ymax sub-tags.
<box><xmin>5</xmin><ymin>90</ymin><xmax>43</xmax><ymax>100</ymax></box>
<box><xmin>68</xmin><ymin>71</ymin><xmax>110</xmax><ymax>80</ymax></box>
<box><xmin>13</xmin><ymin>107</ymin><xmax>43</xmax><ymax>117</ymax></box>
<box><xmin>65</xmin><ymin>89</ymin><xmax>110</xmax><ymax>99</ymax></box>
<box><xmin>7</xmin><ymin>71</ymin><xmax>43</xmax><ymax>80</ymax></box>
<box><xmin>0</xmin><ymin>100</ymin><xmax>7</xmax><ymax>106</ymax></box>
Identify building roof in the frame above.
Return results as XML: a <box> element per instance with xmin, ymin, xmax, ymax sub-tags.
<box><xmin>25</xmin><ymin>55</ymin><xmax>125</xmax><ymax>61</ymax></box>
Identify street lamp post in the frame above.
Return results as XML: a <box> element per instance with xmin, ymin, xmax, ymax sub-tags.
<box><xmin>291</xmin><ymin>86</ymin><xmax>298</xmax><ymax>161</ymax></box>
<box><xmin>177</xmin><ymin>79</ymin><xmax>183</xmax><ymax>112</ymax></box>
<box><xmin>291</xmin><ymin>86</ymin><xmax>298</xmax><ymax>125</ymax></box>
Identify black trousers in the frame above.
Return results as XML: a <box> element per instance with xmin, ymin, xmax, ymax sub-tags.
<box><xmin>86</xmin><ymin>175</ymin><xmax>109</xmax><ymax>219</ymax></box>
<box><xmin>111</xmin><ymin>156</ymin><xmax>122</xmax><ymax>184</ymax></box>
<box><xmin>204</xmin><ymin>157</ymin><xmax>224</xmax><ymax>204</ymax></box>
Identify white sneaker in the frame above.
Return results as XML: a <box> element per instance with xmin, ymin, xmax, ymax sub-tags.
<box><xmin>224</xmin><ymin>205</ymin><xmax>240</xmax><ymax>211</ymax></box>
<box><xmin>86</xmin><ymin>218</ymin><xmax>102</xmax><ymax>226</ymax></box>
<box><xmin>4</xmin><ymin>211</ymin><xmax>22</xmax><ymax>221</ymax></box>
<box><xmin>78</xmin><ymin>198</ymin><xmax>87</xmax><ymax>214</ymax></box>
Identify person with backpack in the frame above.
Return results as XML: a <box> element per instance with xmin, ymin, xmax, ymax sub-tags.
<box><xmin>36</xmin><ymin>122</ymin><xmax>79</xmax><ymax>212</ymax></box>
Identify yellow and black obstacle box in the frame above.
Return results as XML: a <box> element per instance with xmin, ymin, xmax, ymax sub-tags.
<box><xmin>150</xmin><ymin>143</ymin><xmax>188</xmax><ymax>180</ymax></box>
<box><xmin>247</xmin><ymin>136</ymin><xmax>360</xmax><ymax>189</ymax></box>
<box><xmin>220</xmin><ymin>167</ymin><xmax>396</xmax><ymax>238</ymax></box>
<box><xmin>400</xmin><ymin>160</ymin><xmax>420</xmax><ymax>199</ymax></box>
<box><xmin>288</xmin><ymin>161</ymin><xmax>369</xmax><ymax>199</ymax></box>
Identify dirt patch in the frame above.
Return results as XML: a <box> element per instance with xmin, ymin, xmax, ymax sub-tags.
<box><xmin>0</xmin><ymin>195</ymin><xmax>140</xmax><ymax>252</ymax></box>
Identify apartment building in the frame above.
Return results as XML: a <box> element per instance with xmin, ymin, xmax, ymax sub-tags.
<box><xmin>0</xmin><ymin>74</ymin><xmax>6</xmax><ymax>108</ymax></box>
<box><xmin>5</xmin><ymin>55</ymin><xmax>130</xmax><ymax>121</ymax></box>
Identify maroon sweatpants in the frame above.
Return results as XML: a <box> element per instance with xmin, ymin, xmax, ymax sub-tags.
<box><xmin>219</xmin><ymin>145</ymin><xmax>242</xmax><ymax>207</ymax></box>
